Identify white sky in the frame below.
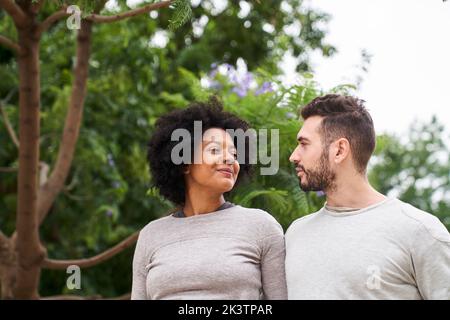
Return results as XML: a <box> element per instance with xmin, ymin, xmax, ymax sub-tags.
<box><xmin>121</xmin><ymin>0</ymin><xmax>450</xmax><ymax>136</ymax></box>
<box><xmin>290</xmin><ymin>0</ymin><xmax>450</xmax><ymax>136</ymax></box>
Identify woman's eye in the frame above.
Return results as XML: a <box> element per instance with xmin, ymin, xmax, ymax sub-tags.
<box><xmin>209</xmin><ymin>148</ymin><xmax>220</xmax><ymax>154</ymax></box>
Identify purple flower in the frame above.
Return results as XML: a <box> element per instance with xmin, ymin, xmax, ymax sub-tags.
<box><xmin>229</xmin><ymin>72</ymin><xmax>239</xmax><ymax>84</ymax></box>
<box><xmin>209</xmin><ymin>80</ymin><xmax>222</xmax><ymax>90</ymax></box>
<box><xmin>208</xmin><ymin>69</ymin><xmax>218</xmax><ymax>79</ymax></box>
<box><xmin>242</xmin><ymin>72</ymin><xmax>254</xmax><ymax>88</ymax></box>
<box><xmin>107</xmin><ymin>154</ymin><xmax>115</xmax><ymax>167</ymax></box>
<box><xmin>222</xmin><ymin>63</ymin><xmax>233</xmax><ymax>71</ymax></box>
<box><xmin>105</xmin><ymin>210</ymin><xmax>113</xmax><ymax>218</ymax></box>
<box><xmin>232</xmin><ymin>86</ymin><xmax>248</xmax><ymax>97</ymax></box>
<box><xmin>316</xmin><ymin>191</ymin><xmax>326</xmax><ymax>197</ymax></box>
<box><xmin>286</xmin><ymin>112</ymin><xmax>296</xmax><ymax>119</ymax></box>
<box><xmin>255</xmin><ymin>81</ymin><xmax>273</xmax><ymax>95</ymax></box>
<box><xmin>112</xmin><ymin>181</ymin><xmax>121</xmax><ymax>189</ymax></box>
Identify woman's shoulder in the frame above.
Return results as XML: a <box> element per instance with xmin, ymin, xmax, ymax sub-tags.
<box><xmin>231</xmin><ymin>205</ymin><xmax>284</xmax><ymax>236</ymax></box>
<box><xmin>137</xmin><ymin>214</ymin><xmax>175</xmax><ymax>241</ymax></box>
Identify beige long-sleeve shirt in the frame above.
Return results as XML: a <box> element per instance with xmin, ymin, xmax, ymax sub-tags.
<box><xmin>286</xmin><ymin>198</ymin><xmax>450</xmax><ymax>300</ymax></box>
<box><xmin>131</xmin><ymin>205</ymin><xmax>287</xmax><ymax>300</ymax></box>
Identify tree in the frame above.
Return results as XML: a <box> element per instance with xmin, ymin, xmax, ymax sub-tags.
<box><xmin>0</xmin><ymin>0</ymin><xmax>336</xmax><ymax>299</ymax></box>
<box><xmin>369</xmin><ymin>116</ymin><xmax>450</xmax><ymax>231</ymax></box>
<box><xmin>0</xmin><ymin>0</ymin><xmax>193</xmax><ymax>300</ymax></box>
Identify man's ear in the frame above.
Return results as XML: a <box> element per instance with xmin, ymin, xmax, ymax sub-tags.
<box><xmin>333</xmin><ymin>138</ymin><xmax>351</xmax><ymax>164</ymax></box>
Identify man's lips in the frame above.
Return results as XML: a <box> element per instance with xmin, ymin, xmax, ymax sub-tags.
<box><xmin>295</xmin><ymin>167</ymin><xmax>305</xmax><ymax>177</ymax></box>
<box><xmin>295</xmin><ymin>166</ymin><xmax>304</xmax><ymax>173</ymax></box>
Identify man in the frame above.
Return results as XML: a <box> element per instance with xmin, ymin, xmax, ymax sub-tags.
<box><xmin>286</xmin><ymin>94</ymin><xmax>450</xmax><ymax>299</ymax></box>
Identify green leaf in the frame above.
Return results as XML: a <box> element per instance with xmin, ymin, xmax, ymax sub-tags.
<box><xmin>168</xmin><ymin>0</ymin><xmax>192</xmax><ymax>31</ymax></box>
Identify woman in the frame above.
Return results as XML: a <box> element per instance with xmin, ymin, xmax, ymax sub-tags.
<box><xmin>131</xmin><ymin>97</ymin><xmax>287</xmax><ymax>300</ymax></box>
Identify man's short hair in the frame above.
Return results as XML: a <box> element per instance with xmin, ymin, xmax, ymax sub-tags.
<box><xmin>300</xmin><ymin>94</ymin><xmax>376</xmax><ymax>173</ymax></box>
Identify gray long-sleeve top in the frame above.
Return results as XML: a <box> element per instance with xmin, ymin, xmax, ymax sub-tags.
<box><xmin>131</xmin><ymin>205</ymin><xmax>287</xmax><ymax>300</ymax></box>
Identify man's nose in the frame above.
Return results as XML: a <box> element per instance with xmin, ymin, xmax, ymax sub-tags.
<box><xmin>289</xmin><ymin>149</ymin><xmax>298</xmax><ymax>163</ymax></box>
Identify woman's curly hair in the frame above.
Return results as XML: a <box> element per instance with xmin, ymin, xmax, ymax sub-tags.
<box><xmin>147</xmin><ymin>96</ymin><xmax>253</xmax><ymax>205</ymax></box>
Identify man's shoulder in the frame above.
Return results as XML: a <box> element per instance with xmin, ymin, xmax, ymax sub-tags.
<box><xmin>393</xmin><ymin>199</ymin><xmax>450</xmax><ymax>243</ymax></box>
<box><xmin>285</xmin><ymin>209</ymin><xmax>323</xmax><ymax>237</ymax></box>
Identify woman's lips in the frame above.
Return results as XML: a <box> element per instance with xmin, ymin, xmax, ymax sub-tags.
<box><xmin>217</xmin><ymin>169</ymin><xmax>233</xmax><ymax>178</ymax></box>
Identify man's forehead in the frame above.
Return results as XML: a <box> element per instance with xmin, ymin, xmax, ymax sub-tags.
<box><xmin>297</xmin><ymin>116</ymin><xmax>322</xmax><ymax>139</ymax></box>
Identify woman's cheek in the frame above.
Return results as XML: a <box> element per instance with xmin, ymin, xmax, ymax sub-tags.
<box><xmin>201</xmin><ymin>151</ymin><xmax>212</xmax><ymax>165</ymax></box>
<box><xmin>234</xmin><ymin>163</ymin><xmax>240</xmax><ymax>180</ymax></box>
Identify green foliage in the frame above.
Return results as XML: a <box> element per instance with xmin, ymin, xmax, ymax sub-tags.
<box><xmin>168</xmin><ymin>0</ymin><xmax>192</xmax><ymax>31</ymax></box>
<box><xmin>182</xmin><ymin>65</ymin><xmax>355</xmax><ymax>229</ymax></box>
<box><xmin>3</xmin><ymin>0</ymin><xmax>447</xmax><ymax>299</ymax></box>
<box><xmin>369</xmin><ymin>116</ymin><xmax>450</xmax><ymax>230</ymax></box>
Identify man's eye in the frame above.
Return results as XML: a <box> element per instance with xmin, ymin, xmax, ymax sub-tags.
<box><xmin>209</xmin><ymin>148</ymin><xmax>220</xmax><ymax>154</ymax></box>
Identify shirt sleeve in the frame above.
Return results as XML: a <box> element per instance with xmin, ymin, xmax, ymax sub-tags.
<box><xmin>131</xmin><ymin>231</ymin><xmax>149</xmax><ymax>300</ymax></box>
<box><xmin>259</xmin><ymin>226</ymin><xmax>288</xmax><ymax>300</ymax></box>
<box><xmin>411</xmin><ymin>219</ymin><xmax>450</xmax><ymax>300</ymax></box>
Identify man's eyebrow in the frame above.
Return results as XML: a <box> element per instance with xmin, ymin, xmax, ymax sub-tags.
<box><xmin>297</xmin><ymin>136</ymin><xmax>311</xmax><ymax>142</ymax></box>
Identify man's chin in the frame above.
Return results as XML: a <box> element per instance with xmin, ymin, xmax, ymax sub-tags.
<box><xmin>299</xmin><ymin>182</ymin><xmax>321</xmax><ymax>192</ymax></box>
<box><xmin>299</xmin><ymin>183</ymin><xmax>312</xmax><ymax>192</ymax></box>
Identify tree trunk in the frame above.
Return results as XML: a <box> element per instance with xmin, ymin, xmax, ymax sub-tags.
<box><xmin>0</xmin><ymin>232</ymin><xmax>16</xmax><ymax>299</ymax></box>
<box><xmin>0</xmin><ymin>0</ymin><xmax>174</xmax><ymax>299</ymax></box>
<box><xmin>14</xmin><ymin>18</ymin><xmax>45</xmax><ymax>299</ymax></box>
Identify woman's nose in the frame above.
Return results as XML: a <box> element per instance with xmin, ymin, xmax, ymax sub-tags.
<box><xmin>223</xmin><ymin>152</ymin><xmax>235</xmax><ymax>164</ymax></box>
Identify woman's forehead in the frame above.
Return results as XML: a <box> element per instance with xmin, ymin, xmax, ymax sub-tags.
<box><xmin>202</xmin><ymin>128</ymin><xmax>234</xmax><ymax>142</ymax></box>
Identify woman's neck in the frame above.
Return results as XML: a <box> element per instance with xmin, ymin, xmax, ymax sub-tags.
<box><xmin>183</xmin><ymin>186</ymin><xmax>225</xmax><ymax>217</ymax></box>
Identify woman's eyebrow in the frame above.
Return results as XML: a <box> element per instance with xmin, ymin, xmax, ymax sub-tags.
<box><xmin>203</xmin><ymin>140</ymin><xmax>221</xmax><ymax>146</ymax></box>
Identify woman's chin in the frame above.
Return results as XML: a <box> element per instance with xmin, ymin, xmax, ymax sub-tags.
<box><xmin>213</xmin><ymin>181</ymin><xmax>235</xmax><ymax>194</ymax></box>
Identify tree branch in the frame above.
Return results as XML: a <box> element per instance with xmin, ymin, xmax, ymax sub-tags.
<box><xmin>0</xmin><ymin>35</ymin><xmax>20</xmax><ymax>53</ymax></box>
<box><xmin>30</xmin><ymin>0</ymin><xmax>45</xmax><ymax>15</ymax></box>
<box><xmin>39</xmin><ymin>162</ymin><xmax>49</xmax><ymax>186</ymax></box>
<box><xmin>37</xmin><ymin>19</ymin><xmax>94</xmax><ymax>225</ymax></box>
<box><xmin>0</xmin><ymin>94</ymin><xmax>19</xmax><ymax>149</ymax></box>
<box><xmin>40</xmin><ymin>294</ymin><xmax>101</xmax><ymax>300</ymax></box>
<box><xmin>0</xmin><ymin>231</ymin><xmax>16</xmax><ymax>299</ymax></box>
<box><xmin>109</xmin><ymin>292</ymin><xmax>131</xmax><ymax>300</ymax></box>
<box><xmin>37</xmin><ymin>6</ymin><xmax>69</xmax><ymax>36</ymax></box>
<box><xmin>42</xmin><ymin>231</ymin><xmax>139</xmax><ymax>270</ymax></box>
<box><xmin>40</xmin><ymin>292</ymin><xmax>130</xmax><ymax>300</ymax></box>
<box><xmin>85</xmin><ymin>0</ymin><xmax>172</xmax><ymax>24</ymax></box>
<box><xmin>38</xmin><ymin>0</ymin><xmax>172</xmax><ymax>33</ymax></box>
<box><xmin>0</xmin><ymin>0</ymin><xmax>27</xmax><ymax>28</ymax></box>
<box><xmin>0</xmin><ymin>231</ymin><xmax>12</xmax><ymax>264</ymax></box>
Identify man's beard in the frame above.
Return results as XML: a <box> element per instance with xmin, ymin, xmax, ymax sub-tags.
<box><xmin>295</xmin><ymin>151</ymin><xmax>336</xmax><ymax>193</ymax></box>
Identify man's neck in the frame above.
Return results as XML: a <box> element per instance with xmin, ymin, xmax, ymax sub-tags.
<box><xmin>325</xmin><ymin>175</ymin><xmax>386</xmax><ymax>209</ymax></box>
